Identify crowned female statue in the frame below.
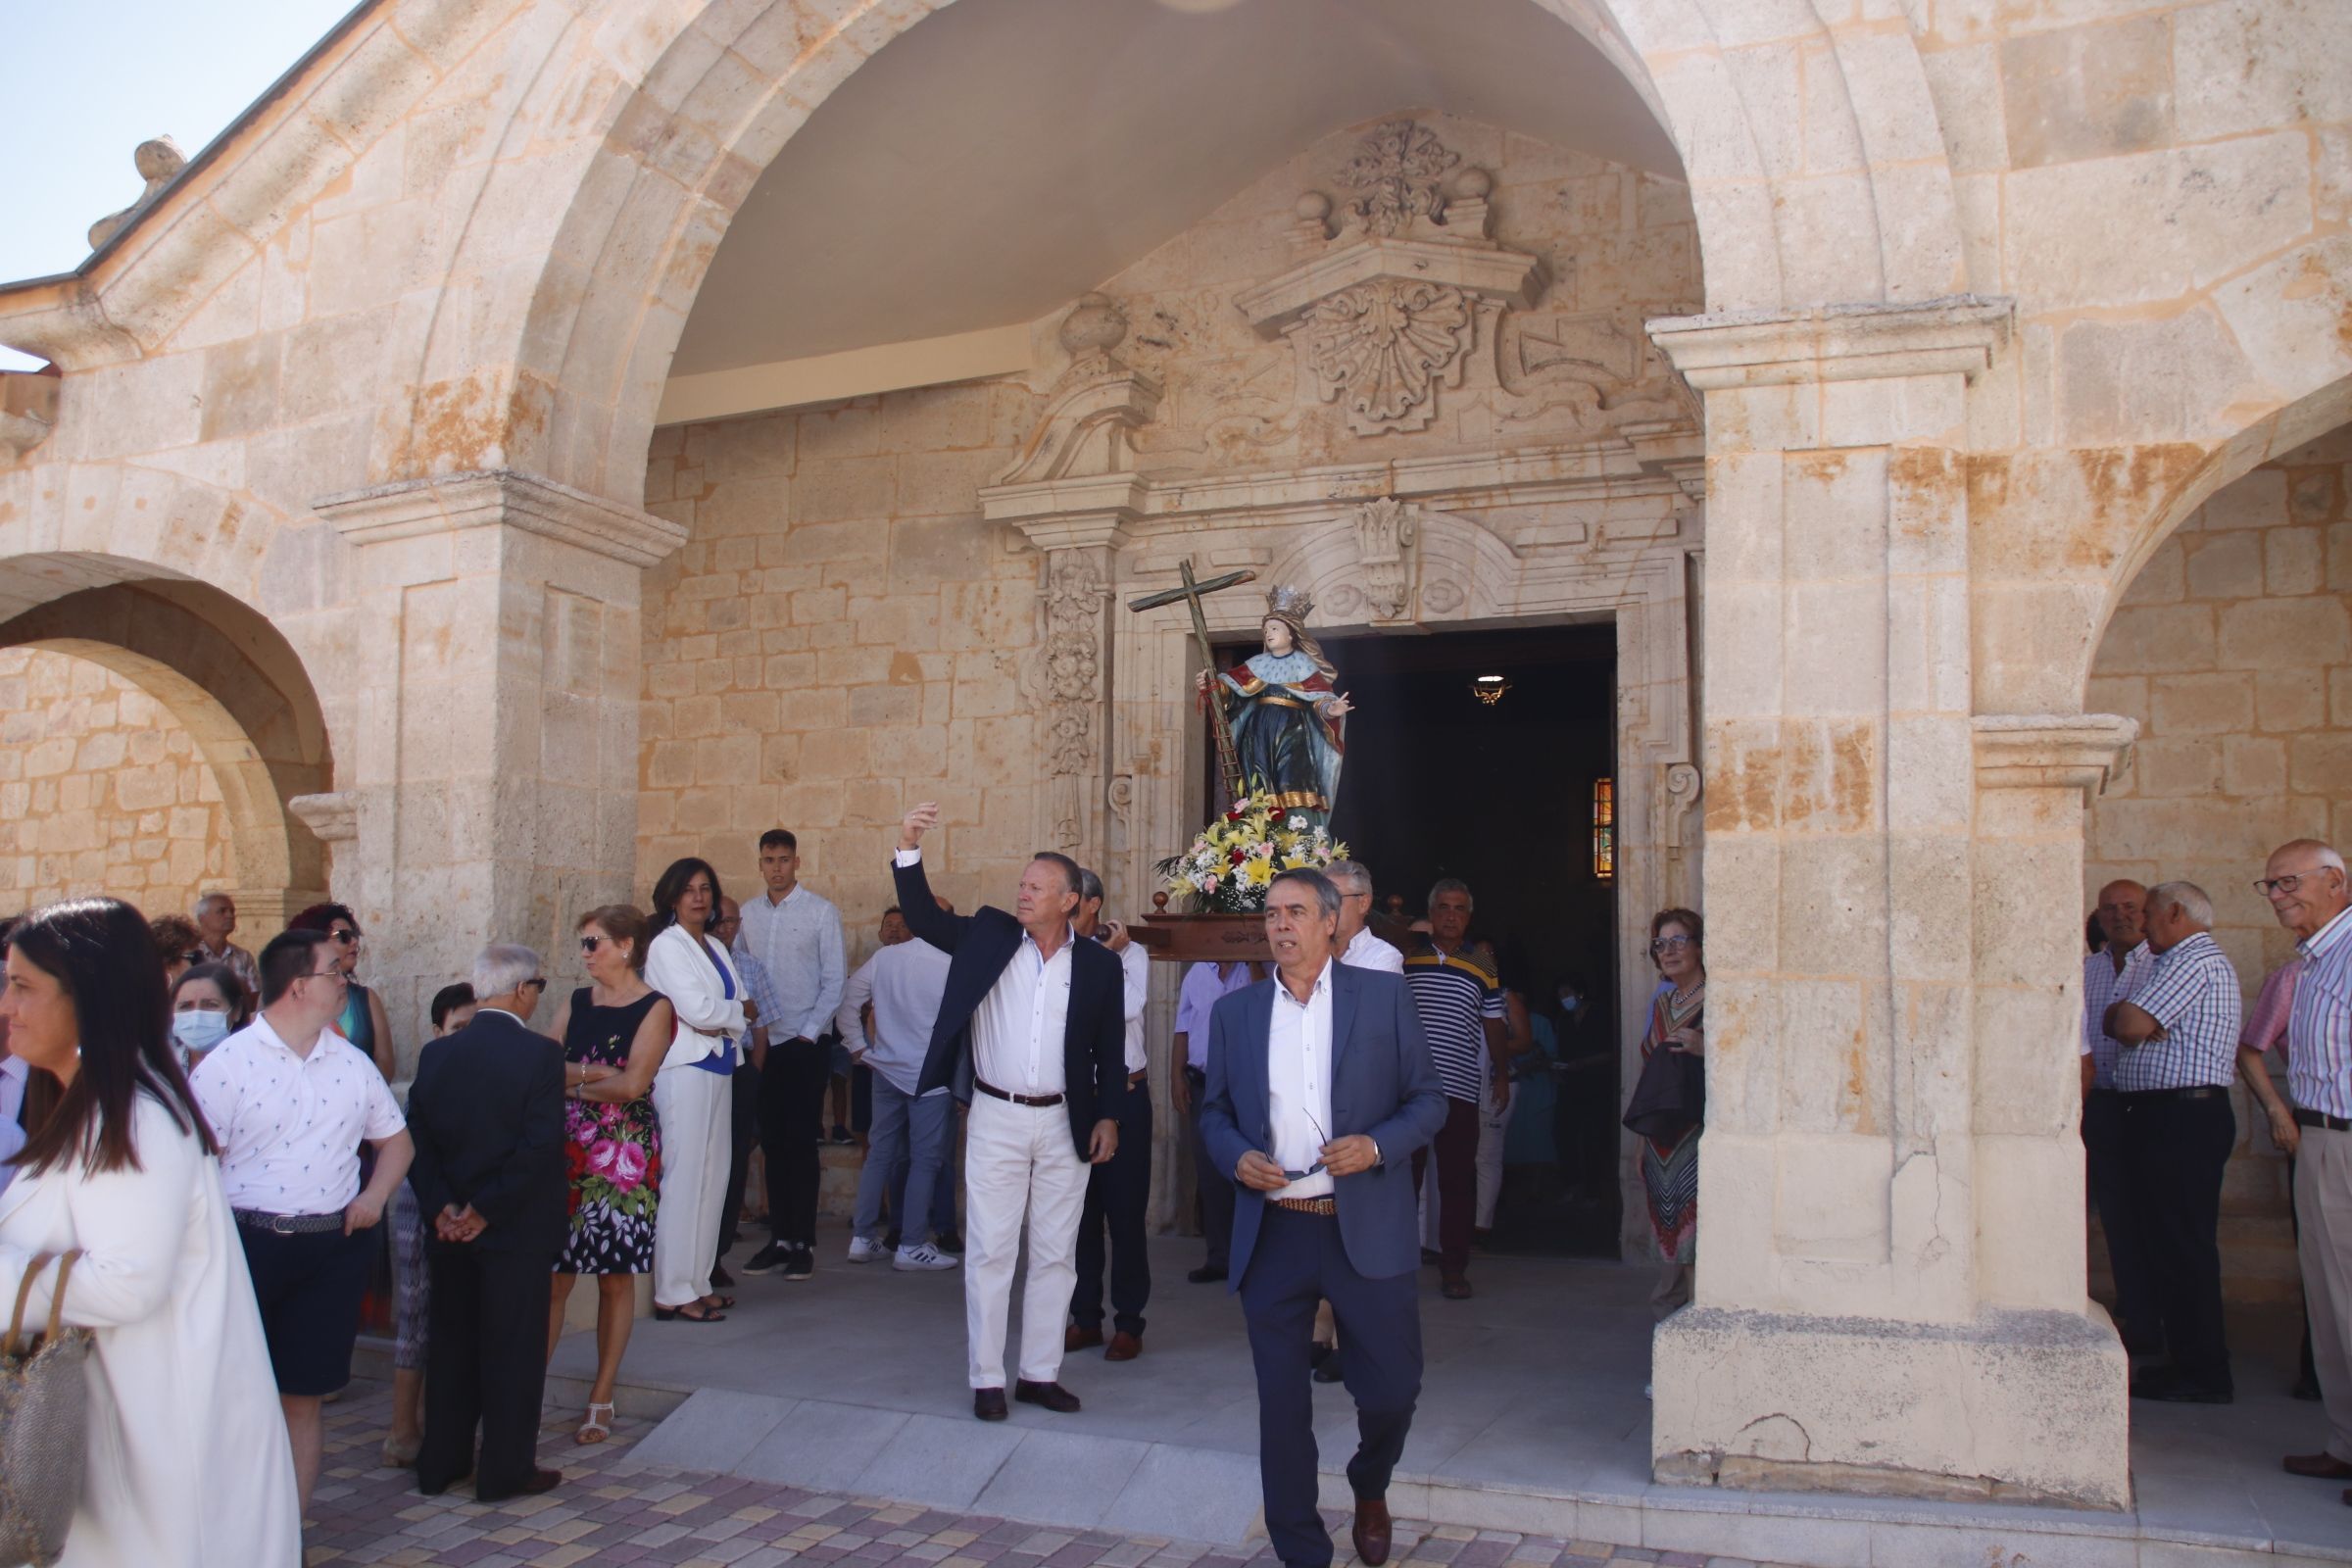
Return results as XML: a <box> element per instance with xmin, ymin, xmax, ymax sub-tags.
<box><xmin>1192</xmin><ymin>585</ymin><xmax>1355</xmax><ymax>829</ymax></box>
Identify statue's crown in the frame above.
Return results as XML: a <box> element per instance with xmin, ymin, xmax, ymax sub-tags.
<box><xmin>1265</xmin><ymin>584</ymin><xmax>1315</xmax><ymax>621</ymax></box>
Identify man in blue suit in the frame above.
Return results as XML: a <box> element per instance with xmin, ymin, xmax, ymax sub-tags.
<box><xmin>1201</xmin><ymin>867</ymin><xmax>1447</xmax><ymax>1568</ymax></box>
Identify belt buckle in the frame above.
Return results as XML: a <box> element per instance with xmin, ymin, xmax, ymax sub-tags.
<box><xmin>270</xmin><ymin>1213</ymin><xmax>299</xmax><ymax>1235</ymax></box>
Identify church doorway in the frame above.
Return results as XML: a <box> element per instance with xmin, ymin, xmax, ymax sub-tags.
<box><xmin>1214</xmin><ymin>619</ymin><xmax>1624</xmax><ymax>1257</ymax></box>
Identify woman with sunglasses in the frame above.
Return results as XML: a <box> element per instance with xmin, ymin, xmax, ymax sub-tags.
<box><xmin>1638</xmin><ymin>908</ymin><xmax>1705</xmax><ymax>1321</ymax></box>
<box><xmin>289</xmin><ymin>903</ymin><xmax>396</xmax><ymax>1081</ymax></box>
<box><xmin>541</xmin><ymin>904</ymin><xmax>672</xmax><ymax>1443</ymax></box>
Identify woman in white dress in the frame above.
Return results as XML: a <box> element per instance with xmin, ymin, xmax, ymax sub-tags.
<box><xmin>0</xmin><ymin>898</ymin><xmax>301</xmax><ymax>1568</ymax></box>
<box><xmin>643</xmin><ymin>858</ymin><xmax>752</xmax><ymax>1324</ymax></box>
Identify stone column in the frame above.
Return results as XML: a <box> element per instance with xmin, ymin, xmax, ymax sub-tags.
<box><xmin>1644</xmin><ymin>301</ymin><xmax>2132</xmax><ymax>1509</ymax></box>
<box><xmin>313</xmin><ymin>469</ymin><xmax>686</xmax><ymax>1071</ymax></box>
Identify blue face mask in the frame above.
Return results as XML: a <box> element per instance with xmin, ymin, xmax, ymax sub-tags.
<box><xmin>172</xmin><ymin>1010</ymin><xmax>231</xmax><ymax>1057</ymax></box>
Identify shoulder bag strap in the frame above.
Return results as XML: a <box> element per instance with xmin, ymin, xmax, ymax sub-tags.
<box><xmin>41</xmin><ymin>1250</ymin><xmax>80</xmax><ymax>1344</ymax></box>
<box><xmin>6</xmin><ymin>1250</ymin><xmax>55</xmax><ymax>1356</ymax></box>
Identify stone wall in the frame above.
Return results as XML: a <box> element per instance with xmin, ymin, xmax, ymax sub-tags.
<box><xmin>637</xmin><ymin>111</ymin><xmax>1704</xmax><ymax>955</ymax></box>
<box><xmin>2083</xmin><ymin>419</ymin><xmax>2352</xmax><ymax>1303</ymax></box>
<box><xmin>0</xmin><ymin>648</ymin><xmax>234</xmax><ymax>918</ymax></box>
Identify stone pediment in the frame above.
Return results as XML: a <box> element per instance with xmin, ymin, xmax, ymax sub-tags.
<box><xmin>1234</xmin><ymin>119</ymin><xmax>1548</xmax><ymax>439</ymax></box>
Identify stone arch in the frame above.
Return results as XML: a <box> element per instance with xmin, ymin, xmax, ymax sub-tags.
<box><xmin>372</xmin><ymin>0</ymin><xmax>1963</xmax><ymax>505</ymax></box>
<box><xmin>0</xmin><ymin>577</ymin><xmax>331</xmax><ymax>902</ymax></box>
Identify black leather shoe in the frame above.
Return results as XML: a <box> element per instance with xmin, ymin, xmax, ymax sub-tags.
<box><xmin>478</xmin><ymin>1467</ymin><xmax>564</xmax><ymax>1501</ymax></box>
<box><xmin>1313</xmin><ymin>1348</ymin><xmax>1345</xmax><ymax>1384</ymax></box>
<box><xmin>1187</xmin><ymin>1264</ymin><xmax>1227</xmax><ymax>1284</ymax></box>
<box><xmin>2131</xmin><ymin>1369</ymin><xmax>2231</xmax><ymax>1403</ymax></box>
<box><xmin>741</xmin><ymin>1241</ymin><xmax>788</xmax><ymax>1275</ymax></box>
<box><xmin>1014</xmin><ymin>1379</ymin><xmax>1082</xmax><ymax>1413</ymax></box>
<box><xmin>935</xmin><ymin>1229</ymin><xmax>963</xmax><ymax>1253</ymax></box>
<box><xmin>973</xmin><ymin>1387</ymin><xmax>1008</xmax><ymax>1421</ymax></box>
<box><xmin>709</xmin><ymin>1262</ymin><xmax>733</xmax><ymax>1290</ymax></box>
<box><xmin>1351</xmin><ymin>1496</ymin><xmax>1393</xmax><ymax>1565</ymax></box>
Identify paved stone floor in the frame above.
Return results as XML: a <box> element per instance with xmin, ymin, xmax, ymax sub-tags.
<box><xmin>305</xmin><ymin>1377</ymin><xmax>1792</xmax><ymax>1568</ymax></box>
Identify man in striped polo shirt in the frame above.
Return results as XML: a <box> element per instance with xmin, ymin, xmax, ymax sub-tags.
<box><xmin>1402</xmin><ymin>879</ymin><xmax>1507</xmax><ymax>1299</ymax></box>
<box><xmin>2105</xmin><ymin>881</ymin><xmax>2241</xmax><ymax>1403</ymax></box>
<box><xmin>2258</xmin><ymin>840</ymin><xmax>2352</xmax><ymax>1497</ymax></box>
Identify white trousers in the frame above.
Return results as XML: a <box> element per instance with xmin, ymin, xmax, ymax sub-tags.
<box><xmin>963</xmin><ymin>1093</ymin><xmax>1090</xmax><ymax>1389</ymax></box>
<box><xmin>651</xmin><ymin>1064</ymin><xmax>732</xmax><ymax>1310</ymax></box>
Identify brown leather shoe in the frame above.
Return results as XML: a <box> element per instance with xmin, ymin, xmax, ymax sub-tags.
<box><xmin>1014</xmin><ymin>1379</ymin><xmax>1082</xmax><ymax>1413</ymax></box>
<box><xmin>2285</xmin><ymin>1451</ymin><xmax>2352</xmax><ymax>1480</ymax></box>
<box><xmin>974</xmin><ymin>1387</ymin><xmax>1008</xmax><ymax>1421</ymax></box>
<box><xmin>1351</xmin><ymin>1495</ymin><xmax>1393</xmax><ymax>1565</ymax></box>
<box><xmin>1065</xmin><ymin>1323</ymin><xmax>1105</xmax><ymax>1351</ymax></box>
<box><xmin>1105</xmin><ymin>1331</ymin><xmax>1143</xmax><ymax>1361</ymax></box>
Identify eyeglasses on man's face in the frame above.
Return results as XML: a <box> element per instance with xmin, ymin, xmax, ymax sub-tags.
<box><xmin>2254</xmin><ymin>869</ymin><xmax>2335</xmax><ymax>898</ymax></box>
<box><xmin>1649</xmin><ymin>935</ymin><xmax>1694</xmax><ymax>955</ymax></box>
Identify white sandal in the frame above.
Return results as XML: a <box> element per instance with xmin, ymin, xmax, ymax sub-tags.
<box><xmin>576</xmin><ymin>1401</ymin><xmax>614</xmax><ymax>1445</ymax></box>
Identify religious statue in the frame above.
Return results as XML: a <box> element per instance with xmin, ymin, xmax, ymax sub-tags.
<box><xmin>1193</xmin><ymin>586</ymin><xmax>1354</xmax><ymax>829</ymax></box>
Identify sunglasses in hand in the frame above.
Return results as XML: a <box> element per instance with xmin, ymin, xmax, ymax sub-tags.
<box><xmin>1279</xmin><ymin>1109</ymin><xmax>1332</xmax><ymax>1182</ymax></box>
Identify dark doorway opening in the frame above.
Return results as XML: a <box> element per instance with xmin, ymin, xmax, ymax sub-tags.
<box><xmin>1210</xmin><ymin>620</ymin><xmax>1622</xmax><ymax>1257</ymax></box>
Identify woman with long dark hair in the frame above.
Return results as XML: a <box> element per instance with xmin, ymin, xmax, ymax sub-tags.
<box><xmin>642</xmin><ymin>858</ymin><xmax>751</xmax><ymax>1323</ymax></box>
<box><xmin>0</xmin><ymin>898</ymin><xmax>300</xmax><ymax>1567</ymax></box>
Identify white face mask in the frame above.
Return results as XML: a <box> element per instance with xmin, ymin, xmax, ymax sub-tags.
<box><xmin>172</xmin><ymin>1010</ymin><xmax>231</xmax><ymax>1057</ymax></box>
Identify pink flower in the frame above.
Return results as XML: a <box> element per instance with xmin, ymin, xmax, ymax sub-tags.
<box><xmin>587</xmin><ymin>1140</ymin><xmax>622</xmax><ymax>1177</ymax></box>
<box><xmin>611</xmin><ymin>1142</ymin><xmax>649</xmax><ymax>1191</ymax></box>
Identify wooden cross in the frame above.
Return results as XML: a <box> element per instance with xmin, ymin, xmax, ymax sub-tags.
<box><xmin>1128</xmin><ymin>561</ymin><xmax>1257</xmax><ymax>805</ymax></box>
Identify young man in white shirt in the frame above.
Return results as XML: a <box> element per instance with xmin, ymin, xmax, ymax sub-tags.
<box><xmin>837</xmin><ymin>897</ymin><xmax>960</xmax><ymax>1271</ymax></box>
<box><xmin>735</xmin><ymin>827</ymin><xmax>846</xmax><ymax>1282</ymax></box>
<box><xmin>192</xmin><ymin>926</ymin><xmax>411</xmax><ymax>1517</ymax></box>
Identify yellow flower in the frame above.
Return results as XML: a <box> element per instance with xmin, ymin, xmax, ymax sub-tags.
<box><xmin>1240</xmin><ymin>857</ymin><xmax>1275</xmax><ymax>887</ymax></box>
<box><xmin>1281</xmin><ymin>852</ymin><xmax>1311</xmax><ymax>869</ymax></box>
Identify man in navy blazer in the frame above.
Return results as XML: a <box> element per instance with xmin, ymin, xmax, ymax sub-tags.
<box><xmin>891</xmin><ymin>802</ymin><xmax>1125</xmax><ymax>1422</ymax></box>
<box><xmin>1201</xmin><ymin>868</ymin><xmax>1446</xmax><ymax>1568</ymax></box>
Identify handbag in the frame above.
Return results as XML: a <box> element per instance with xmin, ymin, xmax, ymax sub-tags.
<box><xmin>1621</xmin><ymin>1009</ymin><xmax>1705</xmax><ymax>1144</ymax></box>
<box><xmin>0</xmin><ymin>1250</ymin><xmax>90</xmax><ymax>1568</ymax></box>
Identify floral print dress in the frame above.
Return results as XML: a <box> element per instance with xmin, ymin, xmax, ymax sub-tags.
<box><xmin>558</xmin><ymin>987</ymin><xmax>663</xmax><ymax>1274</ymax></box>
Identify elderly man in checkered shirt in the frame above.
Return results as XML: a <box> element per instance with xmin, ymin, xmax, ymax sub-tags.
<box><xmin>2105</xmin><ymin>880</ymin><xmax>2242</xmax><ymax>1404</ymax></box>
<box><xmin>2250</xmin><ymin>840</ymin><xmax>2352</xmax><ymax>1498</ymax></box>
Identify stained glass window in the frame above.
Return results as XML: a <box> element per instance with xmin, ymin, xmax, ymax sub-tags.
<box><xmin>1592</xmin><ymin>777</ymin><xmax>1615</xmax><ymax>881</ymax></box>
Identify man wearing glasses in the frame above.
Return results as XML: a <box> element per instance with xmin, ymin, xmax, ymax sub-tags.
<box><xmin>2249</xmin><ymin>842</ymin><xmax>2352</xmax><ymax>1502</ymax></box>
<box><xmin>191</xmin><ymin>926</ymin><xmax>413</xmax><ymax>1519</ymax></box>
<box><xmin>1201</xmin><ymin>867</ymin><xmax>1446</xmax><ymax>1568</ymax></box>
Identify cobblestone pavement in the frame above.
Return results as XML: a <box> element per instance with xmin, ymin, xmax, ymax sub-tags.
<box><xmin>308</xmin><ymin>1378</ymin><xmax>1785</xmax><ymax>1568</ymax></box>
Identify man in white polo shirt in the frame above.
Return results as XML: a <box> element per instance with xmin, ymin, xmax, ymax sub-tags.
<box><xmin>192</xmin><ymin>926</ymin><xmax>411</xmax><ymax>1516</ymax></box>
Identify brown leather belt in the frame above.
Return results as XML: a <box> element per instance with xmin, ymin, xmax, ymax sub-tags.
<box><xmin>2295</xmin><ymin>1107</ymin><xmax>2352</xmax><ymax>1132</ymax></box>
<box><xmin>1271</xmin><ymin>1197</ymin><xmax>1336</xmax><ymax>1216</ymax></box>
<box><xmin>974</xmin><ymin>1077</ymin><xmax>1063</xmax><ymax>1107</ymax></box>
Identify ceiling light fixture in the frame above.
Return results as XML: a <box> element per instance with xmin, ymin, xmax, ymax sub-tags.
<box><xmin>1470</xmin><ymin>674</ymin><xmax>1511</xmax><ymax>706</ymax></box>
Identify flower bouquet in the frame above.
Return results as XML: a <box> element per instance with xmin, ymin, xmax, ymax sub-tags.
<box><xmin>1153</xmin><ymin>789</ymin><xmax>1349</xmax><ymax>914</ymax></box>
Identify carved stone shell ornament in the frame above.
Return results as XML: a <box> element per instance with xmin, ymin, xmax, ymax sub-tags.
<box><xmin>1296</xmin><ymin>281</ymin><xmax>1473</xmax><ymax>435</ymax></box>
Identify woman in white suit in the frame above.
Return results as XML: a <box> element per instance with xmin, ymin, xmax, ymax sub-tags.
<box><xmin>0</xmin><ymin>899</ymin><xmax>300</xmax><ymax>1568</ymax></box>
<box><xmin>643</xmin><ymin>858</ymin><xmax>752</xmax><ymax>1323</ymax></box>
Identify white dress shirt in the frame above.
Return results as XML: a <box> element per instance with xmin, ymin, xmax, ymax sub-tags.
<box><xmin>2080</xmin><ymin>941</ymin><xmax>2151</xmax><ymax>1088</ymax></box>
<box><xmin>1343</xmin><ymin>926</ymin><xmax>1404</xmax><ymax>974</ymax></box>
<box><xmin>190</xmin><ymin>1016</ymin><xmax>405</xmax><ymax>1215</ymax></box>
<box><xmin>895</xmin><ymin>846</ymin><xmax>1073</xmax><ymax>1097</ymax></box>
<box><xmin>1267</xmin><ymin>960</ymin><xmax>1336</xmax><ymax>1200</ymax></box>
<box><xmin>1111</xmin><ymin>938</ymin><xmax>1151</xmax><ymax>1075</ymax></box>
<box><xmin>836</xmin><ymin>939</ymin><xmax>953</xmax><ymax>1098</ymax></box>
<box><xmin>735</xmin><ymin>882</ymin><xmax>847</xmax><ymax>1043</ymax></box>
